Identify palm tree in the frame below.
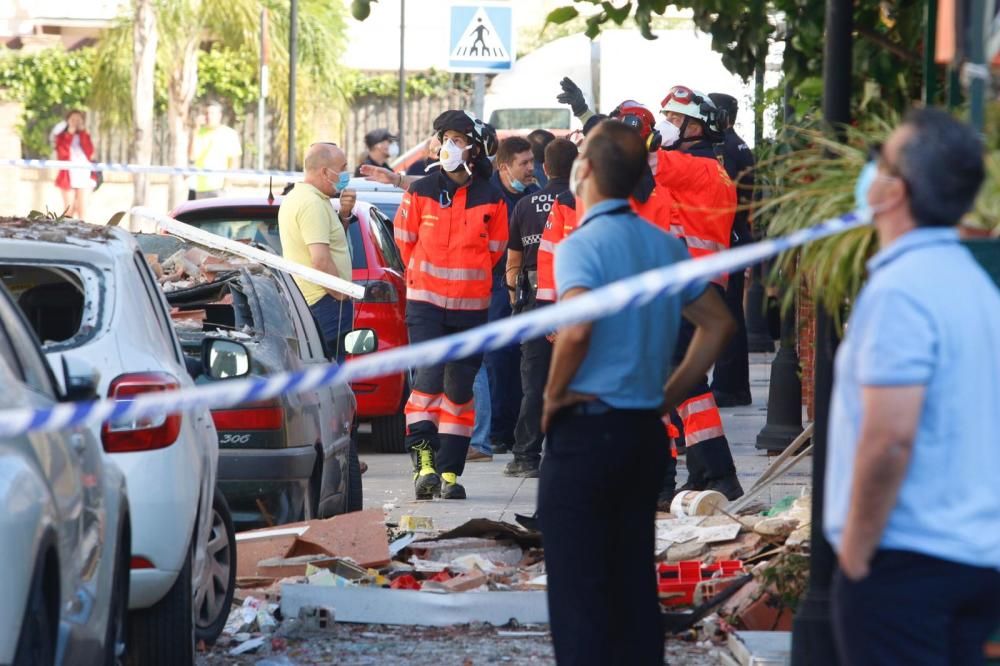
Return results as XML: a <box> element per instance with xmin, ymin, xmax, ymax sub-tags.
<box><xmin>92</xmin><ymin>0</ymin><xmax>349</xmax><ymax>208</ymax></box>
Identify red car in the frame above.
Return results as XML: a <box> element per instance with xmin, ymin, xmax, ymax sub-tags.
<box><xmin>168</xmin><ymin>194</ymin><xmax>410</xmax><ymax>452</ymax></box>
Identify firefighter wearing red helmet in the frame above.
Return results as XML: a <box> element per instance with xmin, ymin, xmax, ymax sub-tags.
<box><xmin>393</xmin><ymin>109</ymin><xmax>508</xmax><ymax>500</ymax></box>
<box><xmin>650</xmin><ymin>84</ymin><xmax>743</xmax><ymax>502</ymax></box>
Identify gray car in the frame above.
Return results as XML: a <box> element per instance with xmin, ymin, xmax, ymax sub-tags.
<box><xmin>0</xmin><ymin>282</ymin><xmax>130</xmax><ymax>666</ymax></box>
<box><xmin>135</xmin><ymin>234</ymin><xmax>365</xmax><ymax>529</ymax></box>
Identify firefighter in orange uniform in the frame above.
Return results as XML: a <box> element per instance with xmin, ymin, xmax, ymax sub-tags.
<box><xmin>651</xmin><ymin>85</ymin><xmax>743</xmax><ymax>501</ymax></box>
<box><xmin>393</xmin><ymin>110</ymin><xmax>508</xmax><ymax>500</ymax></box>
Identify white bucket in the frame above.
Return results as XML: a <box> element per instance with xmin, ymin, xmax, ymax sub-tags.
<box><xmin>670</xmin><ymin>490</ymin><xmax>727</xmax><ymax>517</ymax></box>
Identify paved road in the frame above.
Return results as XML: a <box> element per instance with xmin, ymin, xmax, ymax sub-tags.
<box><xmin>359</xmin><ymin>352</ymin><xmax>812</xmax><ymax>530</ymax></box>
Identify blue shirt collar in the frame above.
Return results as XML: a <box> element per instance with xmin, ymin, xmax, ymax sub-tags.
<box><xmin>578</xmin><ymin>198</ymin><xmax>631</xmax><ymax>227</ymax></box>
<box><xmin>867</xmin><ymin>227</ymin><xmax>959</xmax><ymax>273</ymax></box>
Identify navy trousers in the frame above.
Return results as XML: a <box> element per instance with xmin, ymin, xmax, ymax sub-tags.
<box><xmin>832</xmin><ymin>549</ymin><xmax>1000</xmax><ymax>666</ymax></box>
<box><xmin>539</xmin><ymin>407</ymin><xmax>667</xmax><ymax>666</ymax></box>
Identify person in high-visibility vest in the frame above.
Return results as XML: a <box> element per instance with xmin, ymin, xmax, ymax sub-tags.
<box><xmin>651</xmin><ymin>85</ymin><xmax>743</xmax><ymax>501</ymax></box>
<box><xmin>392</xmin><ymin>110</ymin><xmax>508</xmax><ymax>500</ymax></box>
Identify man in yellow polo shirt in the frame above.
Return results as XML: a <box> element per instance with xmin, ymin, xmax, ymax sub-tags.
<box><xmin>279</xmin><ymin>142</ymin><xmax>356</xmax><ymax>362</ymax></box>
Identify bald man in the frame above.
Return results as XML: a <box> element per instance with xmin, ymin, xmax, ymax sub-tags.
<box><xmin>279</xmin><ymin>142</ymin><xmax>356</xmax><ymax>362</ymax></box>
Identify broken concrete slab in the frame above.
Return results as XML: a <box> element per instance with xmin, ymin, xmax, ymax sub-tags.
<box><xmin>426</xmin><ymin>518</ymin><xmax>542</xmax><ymax>549</ymax></box>
<box><xmin>408</xmin><ymin>537</ymin><xmax>523</xmax><ymax>566</ymax></box>
<box><xmin>280</xmin><ymin>583</ymin><xmax>549</xmax><ymax>626</ymax></box>
<box><xmin>235</xmin><ymin>509</ymin><xmax>391</xmax><ymax>581</ymax></box>
<box><xmin>294</xmin><ymin>509</ymin><xmax>390</xmax><ymax>568</ymax></box>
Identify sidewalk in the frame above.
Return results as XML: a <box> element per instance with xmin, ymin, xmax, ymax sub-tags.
<box><xmin>360</xmin><ymin>352</ymin><xmax>812</xmax><ymax>529</ymax></box>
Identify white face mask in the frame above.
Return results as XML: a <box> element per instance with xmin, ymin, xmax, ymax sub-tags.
<box><xmin>388</xmin><ymin>141</ymin><xmax>400</xmax><ymax>158</ymax></box>
<box><xmin>438</xmin><ymin>139</ymin><xmax>469</xmax><ymax>172</ymax></box>
<box><xmin>655</xmin><ymin>120</ymin><xmax>681</xmax><ymax>149</ymax></box>
<box><xmin>569</xmin><ymin>157</ymin><xmax>587</xmax><ymax>197</ymax></box>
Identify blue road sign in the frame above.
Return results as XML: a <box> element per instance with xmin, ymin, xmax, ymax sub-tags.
<box><xmin>448</xmin><ymin>4</ymin><xmax>515</xmax><ymax>73</ymax></box>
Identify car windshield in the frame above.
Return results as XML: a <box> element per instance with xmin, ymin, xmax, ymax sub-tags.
<box><xmin>176</xmin><ymin>213</ymin><xmax>367</xmax><ymax>269</ymax></box>
<box><xmin>488</xmin><ymin>108</ymin><xmax>572</xmax><ymax>130</ymax></box>
<box><xmin>0</xmin><ymin>263</ymin><xmax>102</xmax><ymax>350</ymax></box>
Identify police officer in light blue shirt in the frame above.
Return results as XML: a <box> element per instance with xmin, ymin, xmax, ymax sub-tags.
<box><xmin>825</xmin><ymin>108</ymin><xmax>1000</xmax><ymax>666</ymax></box>
<box><xmin>537</xmin><ymin>120</ymin><xmax>734</xmax><ymax>666</ymax></box>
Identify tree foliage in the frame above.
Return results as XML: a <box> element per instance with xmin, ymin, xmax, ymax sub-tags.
<box><xmin>0</xmin><ymin>48</ymin><xmax>95</xmax><ymax>158</ymax></box>
<box><xmin>541</xmin><ymin>0</ymin><xmax>926</xmax><ymax>118</ymax></box>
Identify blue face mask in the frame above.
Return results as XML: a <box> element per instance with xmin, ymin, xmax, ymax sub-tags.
<box><xmin>335</xmin><ymin>170</ymin><xmax>351</xmax><ymax>192</ymax></box>
<box><xmin>509</xmin><ymin>178</ymin><xmax>526</xmax><ymax>193</ymax></box>
<box><xmin>854</xmin><ymin>160</ymin><xmax>877</xmax><ymax>216</ymax></box>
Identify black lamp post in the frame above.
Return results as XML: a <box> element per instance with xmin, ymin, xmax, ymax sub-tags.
<box><xmin>790</xmin><ymin>0</ymin><xmax>851</xmax><ymax>663</ymax></box>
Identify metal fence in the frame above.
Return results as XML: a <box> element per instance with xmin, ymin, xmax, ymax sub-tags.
<box><xmin>85</xmin><ymin>88</ymin><xmax>473</xmax><ymax>172</ymax></box>
<box><xmin>344</xmin><ymin>88</ymin><xmax>474</xmax><ymax>166</ymax></box>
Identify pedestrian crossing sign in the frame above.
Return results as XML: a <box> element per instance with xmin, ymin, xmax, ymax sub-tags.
<box><xmin>448</xmin><ymin>4</ymin><xmax>515</xmax><ymax>72</ymax></box>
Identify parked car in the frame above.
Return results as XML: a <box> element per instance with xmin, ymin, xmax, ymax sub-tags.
<box><xmin>0</xmin><ymin>219</ymin><xmax>234</xmax><ymax>664</ymax></box>
<box><xmin>167</xmin><ymin>190</ymin><xmax>411</xmax><ymax>452</ymax></box>
<box><xmin>0</xmin><ymin>282</ymin><xmax>130</xmax><ymax>666</ymax></box>
<box><xmin>135</xmin><ymin>233</ymin><xmax>365</xmax><ymax>528</ymax></box>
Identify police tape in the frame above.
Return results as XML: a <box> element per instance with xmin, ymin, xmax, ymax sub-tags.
<box><xmin>0</xmin><ymin>210</ymin><xmax>871</xmax><ymax>437</ymax></box>
<box><xmin>134</xmin><ymin>207</ymin><xmax>366</xmax><ymax>300</ymax></box>
<box><xmin>0</xmin><ymin>158</ymin><xmax>301</xmax><ymax>182</ymax></box>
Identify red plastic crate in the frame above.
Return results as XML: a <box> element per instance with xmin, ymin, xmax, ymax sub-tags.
<box><xmin>657</xmin><ymin>559</ymin><xmax>744</xmax><ymax>607</ymax></box>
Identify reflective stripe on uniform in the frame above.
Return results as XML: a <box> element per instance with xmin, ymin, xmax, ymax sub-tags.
<box><xmin>407</xmin><ymin>288</ymin><xmax>490</xmax><ymax>310</ymax></box>
<box><xmin>685</xmin><ymin>425</ymin><xmax>726</xmax><ymax>445</ymax></box>
<box><xmin>418</xmin><ymin>261</ymin><xmax>487</xmax><ymax>282</ymax></box>
<box><xmin>538</xmin><ymin>239</ymin><xmax>556</xmax><ymax>253</ymax></box>
<box><xmin>405</xmin><ymin>410</ymin><xmax>438</xmax><ymax>426</ymax></box>
<box><xmin>404</xmin><ymin>391</ymin><xmax>443</xmax><ymax>426</ymax></box>
<box><xmin>438</xmin><ymin>422</ymin><xmax>475</xmax><ymax>437</ymax></box>
<box><xmin>670</xmin><ymin>224</ymin><xmax>685</xmax><ymax>237</ymax></box>
<box><xmin>685</xmin><ymin>237</ymin><xmax>727</xmax><ymax>253</ymax></box>
<box><xmin>439</xmin><ymin>398</ymin><xmax>475</xmax><ymax>417</ymax></box>
<box><xmin>677</xmin><ymin>396</ymin><xmax>717</xmax><ymax>420</ymax></box>
<box><xmin>536</xmin><ymin>287</ymin><xmax>557</xmax><ymax>302</ymax></box>
<box><xmin>488</xmin><ymin>240</ymin><xmax>505</xmax><ymax>252</ymax></box>
<box><xmin>395</xmin><ymin>228</ymin><xmax>417</xmax><ymax>243</ymax></box>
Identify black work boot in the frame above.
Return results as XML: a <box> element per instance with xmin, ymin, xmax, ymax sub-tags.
<box><xmin>410</xmin><ymin>440</ymin><xmax>441</xmax><ymax>500</ymax></box>
<box><xmin>503</xmin><ymin>459</ymin><xmax>540</xmax><ymax>478</ymax></box>
<box><xmin>705</xmin><ymin>474</ymin><xmax>744</xmax><ymax>501</ymax></box>
<box><xmin>440</xmin><ymin>472</ymin><xmax>467</xmax><ymax>499</ymax></box>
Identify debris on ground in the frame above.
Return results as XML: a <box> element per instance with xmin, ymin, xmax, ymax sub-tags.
<box><xmin>203</xmin><ymin>492</ymin><xmax>814</xmax><ymax>662</ymax></box>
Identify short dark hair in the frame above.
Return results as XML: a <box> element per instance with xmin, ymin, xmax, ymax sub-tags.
<box><xmin>708</xmin><ymin>93</ymin><xmax>738</xmax><ymax>126</ymax></box>
<box><xmin>898</xmin><ymin>108</ymin><xmax>984</xmax><ymax>228</ymax></box>
<box><xmin>543</xmin><ymin>138</ymin><xmax>578</xmax><ymax>180</ymax></box>
<box><xmin>527</xmin><ymin>129</ymin><xmax>555</xmax><ymax>164</ymax></box>
<box><xmin>583</xmin><ymin>121</ymin><xmax>646</xmax><ymax>199</ymax></box>
<box><xmin>582</xmin><ymin>113</ymin><xmax>608</xmax><ymax>136</ymax></box>
<box><xmin>496</xmin><ymin>136</ymin><xmax>532</xmax><ymax>167</ymax></box>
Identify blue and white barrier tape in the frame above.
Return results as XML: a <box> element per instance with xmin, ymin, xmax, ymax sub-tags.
<box><xmin>0</xmin><ymin>210</ymin><xmax>871</xmax><ymax>437</ymax></box>
<box><xmin>0</xmin><ymin>158</ymin><xmax>301</xmax><ymax>182</ymax></box>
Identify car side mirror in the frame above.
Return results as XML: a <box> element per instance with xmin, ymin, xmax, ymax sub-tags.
<box><xmin>61</xmin><ymin>355</ymin><xmax>100</xmax><ymax>402</ymax></box>
<box><xmin>342</xmin><ymin>328</ymin><xmax>377</xmax><ymax>356</ymax></box>
<box><xmin>202</xmin><ymin>338</ymin><xmax>251</xmax><ymax>379</ymax></box>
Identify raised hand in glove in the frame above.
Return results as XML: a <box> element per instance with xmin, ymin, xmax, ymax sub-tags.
<box><xmin>557</xmin><ymin>77</ymin><xmax>589</xmax><ymax>117</ymax></box>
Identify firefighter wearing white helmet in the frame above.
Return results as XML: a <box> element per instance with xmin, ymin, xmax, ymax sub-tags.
<box><xmin>649</xmin><ymin>84</ymin><xmax>744</xmax><ymax>505</ymax></box>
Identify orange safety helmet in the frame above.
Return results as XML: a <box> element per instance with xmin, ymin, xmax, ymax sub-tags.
<box><xmin>610</xmin><ymin>100</ymin><xmax>661</xmax><ymax>151</ymax></box>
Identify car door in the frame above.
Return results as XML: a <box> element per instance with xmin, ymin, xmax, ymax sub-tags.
<box><xmin>0</xmin><ymin>288</ymin><xmax>101</xmax><ymax>603</ymax></box>
<box><xmin>272</xmin><ymin>270</ymin><xmax>350</xmax><ymax>513</ymax></box>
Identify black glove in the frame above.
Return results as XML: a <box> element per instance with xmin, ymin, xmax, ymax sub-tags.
<box><xmin>557</xmin><ymin>77</ymin><xmax>589</xmax><ymax>117</ymax></box>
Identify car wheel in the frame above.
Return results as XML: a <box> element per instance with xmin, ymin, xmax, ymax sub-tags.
<box><xmin>14</xmin><ymin>554</ymin><xmax>56</xmax><ymax>666</ymax></box>
<box><xmin>371</xmin><ymin>412</ymin><xmax>406</xmax><ymax>453</ymax></box>
<box><xmin>194</xmin><ymin>492</ymin><xmax>236</xmax><ymax>645</ymax></box>
<box><xmin>348</xmin><ymin>437</ymin><xmax>364</xmax><ymax>512</ymax></box>
<box><xmin>104</xmin><ymin>524</ymin><xmax>130</xmax><ymax>666</ymax></box>
<box><xmin>126</xmin><ymin>539</ymin><xmax>194</xmax><ymax>666</ymax></box>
